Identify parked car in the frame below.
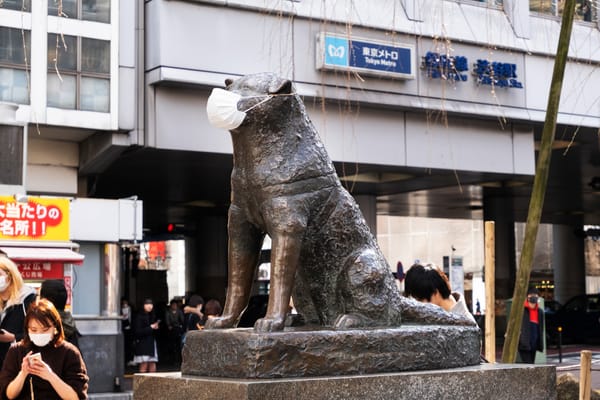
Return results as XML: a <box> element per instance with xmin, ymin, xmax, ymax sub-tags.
<box><xmin>545</xmin><ymin>294</ymin><xmax>600</xmax><ymax>345</ymax></box>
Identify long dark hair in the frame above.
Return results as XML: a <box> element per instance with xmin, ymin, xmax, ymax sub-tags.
<box><xmin>22</xmin><ymin>298</ymin><xmax>65</xmax><ymax>347</ymax></box>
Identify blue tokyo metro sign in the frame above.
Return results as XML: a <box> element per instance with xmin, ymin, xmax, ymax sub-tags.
<box><xmin>316</xmin><ymin>33</ymin><xmax>415</xmax><ymax>79</ymax></box>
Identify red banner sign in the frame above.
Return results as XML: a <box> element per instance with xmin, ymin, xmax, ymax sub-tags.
<box><xmin>17</xmin><ymin>262</ymin><xmax>64</xmax><ymax>280</ymax></box>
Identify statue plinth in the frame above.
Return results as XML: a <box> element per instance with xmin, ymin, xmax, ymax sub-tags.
<box><xmin>134</xmin><ymin>364</ymin><xmax>556</xmax><ymax>400</ymax></box>
<box><xmin>181</xmin><ymin>325</ymin><xmax>481</xmax><ymax>379</ymax></box>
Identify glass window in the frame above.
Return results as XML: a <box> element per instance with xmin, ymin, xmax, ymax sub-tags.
<box><xmin>0</xmin><ymin>27</ymin><xmax>30</xmax><ymax>104</ymax></box>
<box><xmin>1</xmin><ymin>0</ymin><xmax>31</xmax><ymax>11</ymax></box>
<box><xmin>0</xmin><ymin>68</ymin><xmax>29</xmax><ymax>104</ymax></box>
<box><xmin>577</xmin><ymin>0</ymin><xmax>595</xmax><ymax>22</ymax></box>
<box><xmin>48</xmin><ymin>34</ymin><xmax>77</xmax><ymax>72</ymax></box>
<box><xmin>531</xmin><ymin>0</ymin><xmax>596</xmax><ymax>21</ymax></box>
<box><xmin>49</xmin><ymin>0</ymin><xmax>110</xmax><ymax>23</ymax></box>
<box><xmin>82</xmin><ymin>0</ymin><xmax>110</xmax><ymax>23</ymax></box>
<box><xmin>530</xmin><ymin>0</ymin><xmax>554</xmax><ymax>14</ymax></box>
<box><xmin>0</xmin><ymin>27</ymin><xmax>31</xmax><ymax>66</ymax></box>
<box><xmin>47</xmin><ymin>73</ymin><xmax>77</xmax><ymax>109</ymax></box>
<box><xmin>81</xmin><ymin>38</ymin><xmax>109</xmax><ymax>74</ymax></box>
<box><xmin>47</xmin><ymin>34</ymin><xmax>110</xmax><ymax>112</ymax></box>
<box><xmin>80</xmin><ymin>77</ymin><xmax>109</xmax><ymax>112</ymax></box>
<box><xmin>48</xmin><ymin>0</ymin><xmax>77</xmax><ymax>18</ymax></box>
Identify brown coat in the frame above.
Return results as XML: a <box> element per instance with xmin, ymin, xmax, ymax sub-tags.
<box><xmin>0</xmin><ymin>341</ymin><xmax>88</xmax><ymax>399</ymax></box>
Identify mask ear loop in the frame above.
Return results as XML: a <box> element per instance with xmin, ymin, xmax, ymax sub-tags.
<box><xmin>241</xmin><ymin>93</ymin><xmax>296</xmax><ymax>113</ymax></box>
<box><xmin>241</xmin><ymin>95</ymin><xmax>273</xmax><ymax>113</ymax></box>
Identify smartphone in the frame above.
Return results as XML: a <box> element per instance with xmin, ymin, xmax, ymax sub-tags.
<box><xmin>28</xmin><ymin>353</ymin><xmax>42</xmax><ymax>365</ymax></box>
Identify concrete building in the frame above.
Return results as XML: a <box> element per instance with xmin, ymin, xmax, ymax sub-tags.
<box><xmin>1</xmin><ymin>0</ymin><xmax>600</xmax><ymax>391</ymax></box>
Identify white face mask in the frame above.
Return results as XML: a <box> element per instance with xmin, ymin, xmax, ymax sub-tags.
<box><xmin>0</xmin><ymin>276</ymin><xmax>8</xmax><ymax>292</ymax></box>
<box><xmin>206</xmin><ymin>88</ymin><xmax>274</xmax><ymax>131</ymax></box>
<box><xmin>29</xmin><ymin>332</ymin><xmax>53</xmax><ymax>347</ymax></box>
<box><xmin>206</xmin><ymin>88</ymin><xmax>246</xmax><ymax>130</ymax></box>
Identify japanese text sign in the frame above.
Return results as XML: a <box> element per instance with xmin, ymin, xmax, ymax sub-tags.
<box><xmin>421</xmin><ymin>52</ymin><xmax>469</xmax><ymax>82</ymax></box>
<box><xmin>317</xmin><ymin>33</ymin><xmax>415</xmax><ymax>79</ymax></box>
<box><xmin>0</xmin><ymin>196</ymin><xmax>70</xmax><ymax>241</ymax></box>
<box><xmin>18</xmin><ymin>262</ymin><xmax>64</xmax><ymax>280</ymax></box>
<box><xmin>473</xmin><ymin>59</ymin><xmax>523</xmax><ymax>88</ymax></box>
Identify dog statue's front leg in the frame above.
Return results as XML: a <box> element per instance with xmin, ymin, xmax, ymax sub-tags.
<box><xmin>205</xmin><ymin>205</ymin><xmax>264</xmax><ymax>330</ymax></box>
<box><xmin>254</xmin><ymin>230</ymin><xmax>303</xmax><ymax>332</ymax></box>
<box><xmin>254</xmin><ymin>200</ymin><xmax>306</xmax><ymax>332</ymax></box>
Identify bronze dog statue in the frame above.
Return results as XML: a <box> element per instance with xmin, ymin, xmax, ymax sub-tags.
<box><xmin>205</xmin><ymin>72</ymin><xmax>475</xmax><ymax>332</ymax></box>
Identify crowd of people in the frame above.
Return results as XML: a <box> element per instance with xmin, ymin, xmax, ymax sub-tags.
<box><xmin>121</xmin><ymin>293</ymin><xmax>223</xmax><ymax>372</ymax></box>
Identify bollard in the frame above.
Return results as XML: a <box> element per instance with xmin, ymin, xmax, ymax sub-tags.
<box><xmin>580</xmin><ymin>350</ymin><xmax>591</xmax><ymax>400</ymax></box>
<box><xmin>558</xmin><ymin>326</ymin><xmax>563</xmax><ymax>363</ymax></box>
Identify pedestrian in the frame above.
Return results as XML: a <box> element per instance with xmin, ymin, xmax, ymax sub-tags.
<box><xmin>120</xmin><ymin>298</ymin><xmax>134</xmax><ymax>366</ymax></box>
<box><xmin>404</xmin><ymin>262</ymin><xmax>476</xmax><ymax>323</ymax></box>
<box><xmin>0</xmin><ymin>298</ymin><xmax>89</xmax><ymax>399</ymax></box>
<box><xmin>164</xmin><ymin>298</ymin><xmax>184</xmax><ymax>365</ymax></box>
<box><xmin>0</xmin><ymin>256</ymin><xmax>37</xmax><ymax>366</ymax></box>
<box><xmin>39</xmin><ymin>279</ymin><xmax>81</xmax><ymax>348</ymax></box>
<box><xmin>203</xmin><ymin>299</ymin><xmax>222</xmax><ymax>321</ymax></box>
<box><xmin>132</xmin><ymin>298</ymin><xmax>160</xmax><ymax>373</ymax></box>
<box><xmin>184</xmin><ymin>294</ymin><xmax>204</xmax><ymax>331</ymax></box>
<box><xmin>518</xmin><ymin>288</ymin><xmax>544</xmax><ymax>364</ymax></box>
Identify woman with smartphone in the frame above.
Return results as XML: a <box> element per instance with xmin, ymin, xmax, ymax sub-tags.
<box><xmin>132</xmin><ymin>298</ymin><xmax>160</xmax><ymax>373</ymax></box>
<box><xmin>0</xmin><ymin>257</ymin><xmax>37</xmax><ymax>367</ymax></box>
<box><xmin>0</xmin><ymin>298</ymin><xmax>88</xmax><ymax>399</ymax></box>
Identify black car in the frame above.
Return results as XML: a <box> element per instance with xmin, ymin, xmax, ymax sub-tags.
<box><xmin>546</xmin><ymin>294</ymin><xmax>600</xmax><ymax>345</ymax></box>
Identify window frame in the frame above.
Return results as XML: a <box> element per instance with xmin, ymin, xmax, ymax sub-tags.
<box><xmin>47</xmin><ymin>32</ymin><xmax>110</xmax><ymax>112</ymax></box>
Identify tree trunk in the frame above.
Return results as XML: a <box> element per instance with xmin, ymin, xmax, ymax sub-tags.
<box><xmin>501</xmin><ymin>0</ymin><xmax>577</xmax><ymax>363</ymax></box>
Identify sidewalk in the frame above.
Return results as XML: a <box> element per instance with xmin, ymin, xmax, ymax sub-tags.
<box><xmin>545</xmin><ymin>344</ymin><xmax>600</xmax><ymax>391</ymax></box>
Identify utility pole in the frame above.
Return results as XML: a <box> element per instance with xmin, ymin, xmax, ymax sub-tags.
<box><xmin>501</xmin><ymin>0</ymin><xmax>577</xmax><ymax>363</ymax></box>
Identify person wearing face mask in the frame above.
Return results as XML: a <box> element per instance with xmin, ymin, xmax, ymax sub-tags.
<box><xmin>0</xmin><ymin>298</ymin><xmax>88</xmax><ymax>399</ymax></box>
<box><xmin>518</xmin><ymin>288</ymin><xmax>544</xmax><ymax>363</ymax></box>
<box><xmin>0</xmin><ymin>256</ymin><xmax>37</xmax><ymax>367</ymax></box>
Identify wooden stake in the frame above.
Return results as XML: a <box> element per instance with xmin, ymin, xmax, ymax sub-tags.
<box><xmin>579</xmin><ymin>350</ymin><xmax>591</xmax><ymax>400</ymax></box>
<box><xmin>484</xmin><ymin>221</ymin><xmax>495</xmax><ymax>363</ymax></box>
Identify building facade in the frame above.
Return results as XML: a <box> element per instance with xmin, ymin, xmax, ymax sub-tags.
<box><xmin>1</xmin><ymin>0</ymin><xmax>600</xmax><ymax>385</ymax></box>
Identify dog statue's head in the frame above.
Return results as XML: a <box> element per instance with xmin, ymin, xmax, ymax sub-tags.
<box><xmin>207</xmin><ymin>73</ymin><xmax>300</xmax><ymax>132</ymax></box>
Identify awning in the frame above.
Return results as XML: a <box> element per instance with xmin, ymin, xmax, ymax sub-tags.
<box><xmin>0</xmin><ymin>246</ymin><xmax>84</xmax><ymax>265</ymax></box>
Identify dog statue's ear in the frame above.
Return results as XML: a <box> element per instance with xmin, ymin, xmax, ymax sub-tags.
<box><xmin>269</xmin><ymin>79</ymin><xmax>293</xmax><ymax>95</ymax></box>
<box><xmin>225</xmin><ymin>78</ymin><xmax>234</xmax><ymax>87</ymax></box>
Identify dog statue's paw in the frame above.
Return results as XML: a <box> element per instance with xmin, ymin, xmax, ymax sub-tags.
<box><xmin>204</xmin><ymin>315</ymin><xmax>236</xmax><ymax>330</ymax></box>
<box><xmin>254</xmin><ymin>316</ymin><xmax>286</xmax><ymax>332</ymax></box>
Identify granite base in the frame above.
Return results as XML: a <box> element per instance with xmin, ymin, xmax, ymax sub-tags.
<box><xmin>133</xmin><ymin>363</ymin><xmax>556</xmax><ymax>400</ymax></box>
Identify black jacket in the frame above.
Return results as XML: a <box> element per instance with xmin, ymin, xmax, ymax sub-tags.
<box><xmin>0</xmin><ymin>290</ymin><xmax>36</xmax><ymax>366</ymax></box>
<box><xmin>519</xmin><ymin>306</ymin><xmax>544</xmax><ymax>352</ymax></box>
<box><xmin>133</xmin><ymin>311</ymin><xmax>158</xmax><ymax>357</ymax></box>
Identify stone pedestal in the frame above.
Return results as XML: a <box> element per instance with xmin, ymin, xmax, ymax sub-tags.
<box><xmin>134</xmin><ymin>364</ymin><xmax>556</xmax><ymax>400</ymax></box>
<box><xmin>181</xmin><ymin>325</ymin><xmax>481</xmax><ymax>378</ymax></box>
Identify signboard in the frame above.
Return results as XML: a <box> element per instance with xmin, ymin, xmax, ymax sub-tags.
<box><xmin>316</xmin><ymin>33</ymin><xmax>415</xmax><ymax>79</ymax></box>
<box><xmin>0</xmin><ymin>196</ymin><xmax>70</xmax><ymax>241</ymax></box>
<box><xmin>421</xmin><ymin>51</ymin><xmax>469</xmax><ymax>82</ymax></box>
<box><xmin>449</xmin><ymin>255</ymin><xmax>464</xmax><ymax>295</ymax></box>
<box><xmin>473</xmin><ymin>59</ymin><xmax>523</xmax><ymax>88</ymax></box>
<box><xmin>17</xmin><ymin>262</ymin><xmax>64</xmax><ymax>280</ymax></box>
